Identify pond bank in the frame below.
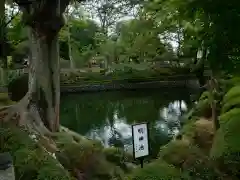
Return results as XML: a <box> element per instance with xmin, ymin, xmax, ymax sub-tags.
<box><xmin>0</xmin><ymin>79</ymin><xmax>200</xmax><ymax>93</ymax></box>
<box><xmin>61</xmin><ymin>79</ymin><xmax>200</xmax><ymax>93</ymax></box>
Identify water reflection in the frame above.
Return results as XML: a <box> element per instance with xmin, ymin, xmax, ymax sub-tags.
<box><xmin>60</xmin><ymin>89</ymin><xmax>193</xmax><ymax>157</ymax></box>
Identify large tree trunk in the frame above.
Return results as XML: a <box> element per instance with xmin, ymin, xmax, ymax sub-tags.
<box><xmin>0</xmin><ymin>0</ymin><xmax>7</xmax><ymax>69</ymax></box>
<box><xmin>0</xmin><ymin>0</ymin><xmax>71</xmax><ymax>134</ymax></box>
<box><xmin>0</xmin><ymin>0</ymin><xmax>8</xmax><ymax>86</ymax></box>
<box><xmin>27</xmin><ymin>28</ymin><xmax>60</xmax><ymax>132</ymax></box>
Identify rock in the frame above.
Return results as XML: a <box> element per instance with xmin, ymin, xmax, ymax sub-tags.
<box><xmin>0</xmin><ymin>152</ymin><xmax>15</xmax><ymax>180</ymax></box>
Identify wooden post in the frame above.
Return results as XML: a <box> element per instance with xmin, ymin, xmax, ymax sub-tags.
<box><xmin>0</xmin><ymin>152</ymin><xmax>15</xmax><ymax>180</ymax></box>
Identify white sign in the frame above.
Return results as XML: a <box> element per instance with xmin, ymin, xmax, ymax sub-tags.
<box><xmin>132</xmin><ymin>123</ymin><xmax>149</xmax><ymax>159</ymax></box>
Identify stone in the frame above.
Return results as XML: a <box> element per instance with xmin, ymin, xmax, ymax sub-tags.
<box><xmin>0</xmin><ymin>152</ymin><xmax>15</xmax><ymax>180</ymax></box>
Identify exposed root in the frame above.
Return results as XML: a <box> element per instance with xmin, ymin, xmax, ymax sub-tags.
<box><xmin>1</xmin><ymin>94</ymin><xmax>50</xmax><ymax>133</ymax></box>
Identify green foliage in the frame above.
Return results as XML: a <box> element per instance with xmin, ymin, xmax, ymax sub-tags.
<box><xmin>0</xmin><ymin>125</ymin><xmax>73</xmax><ymax>180</ymax></box>
<box><xmin>222</xmin><ymin>86</ymin><xmax>240</xmax><ymax>105</ymax></box>
<box><xmin>211</xmin><ymin>85</ymin><xmax>240</xmax><ymax>177</ymax></box>
<box><xmin>103</xmin><ymin>147</ymin><xmax>133</xmax><ymax>172</ymax></box>
<box><xmin>193</xmin><ymin>98</ymin><xmax>211</xmax><ymax>118</ymax></box>
<box><xmin>53</xmin><ymin>131</ymin><xmax>125</xmax><ymax>180</ymax></box>
<box><xmin>128</xmin><ymin>160</ymin><xmax>188</xmax><ymax>180</ymax></box>
<box><xmin>159</xmin><ymin>140</ymin><xmax>220</xmax><ymax>179</ymax></box>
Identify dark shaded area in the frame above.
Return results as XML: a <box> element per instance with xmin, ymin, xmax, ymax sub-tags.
<box><xmin>7</xmin><ymin>73</ymin><xmax>28</xmax><ymax>101</ymax></box>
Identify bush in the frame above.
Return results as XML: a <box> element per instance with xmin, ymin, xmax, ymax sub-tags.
<box><xmin>103</xmin><ymin>147</ymin><xmax>133</xmax><ymax>172</ymax></box>
<box><xmin>54</xmin><ymin>132</ymin><xmax>123</xmax><ymax>180</ymax></box>
<box><xmin>159</xmin><ymin>140</ymin><xmax>221</xmax><ymax>179</ymax></box>
<box><xmin>0</xmin><ymin>125</ymin><xmax>73</xmax><ymax>180</ymax></box>
<box><xmin>193</xmin><ymin>98</ymin><xmax>212</xmax><ymax>118</ymax></box>
<box><xmin>210</xmin><ymin>85</ymin><xmax>240</xmax><ymax>177</ymax></box>
<box><xmin>180</xmin><ymin>119</ymin><xmax>214</xmax><ymax>153</ymax></box>
<box><xmin>128</xmin><ymin>160</ymin><xmax>188</xmax><ymax>180</ymax></box>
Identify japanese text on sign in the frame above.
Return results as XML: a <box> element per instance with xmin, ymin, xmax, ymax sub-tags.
<box><xmin>132</xmin><ymin>123</ymin><xmax>149</xmax><ymax>159</ymax></box>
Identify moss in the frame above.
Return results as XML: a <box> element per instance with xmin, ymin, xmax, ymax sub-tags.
<box><xmin>193</xmin><ymin>98</ymin><xmax>212</xmax><ymax>118</ymax></box>
<box><xmin>128</xmin><ymin>160</ymin><xmax>188</xmax><ymax>180</ymax></box>
<box><xmin>54</xmin><ymin>132</ymin><xmax>123</xmax><ymax>179</ymax></box>
<box><xmin>221</xmin><ymin>97</ymin><xmax>240</xmax><ymax>113</ymax></box>
<box><xmin>222</xmin><ymin>85</ymin><xmax>240</xmax><ymax>104</ymax></box>
<box><xmin>0</xmin><ymin>125</ymin><xmax>73</xmax><ymax>180</ymax></box>
<box><xmin>219</xmin><ymin>108</ymin><xmax>240</xmax><ymax>124</ymax></box>
<box><xmin>210</xmin><ymin>129</ymin><xmax>225</xmax><ymax>158</ymax></box>
<box><xmin>103</xmin><ymin>147</ymin><xmax>133</xmax><ymax>172</ymax></box>
<box><xmin>199</xmin><ymin>91</ymin><xmax>210</xmax><ymax>100</ymax></box>
<box><xmin>180</xmin><ymin>119</ymin><xmax>214</xmax><ymax>153</ymax></box>
<box><xmin>159</xmin><ymin>140</ymin><xmax>194</xmax><ymax>167</ymax></box>
<box><xmin>211</xmin><ymin>126</ymin><xmax>240</xmax><ymax>177</ymax></box>
<box><xmin>159</xmin><ymin>140</ymin><xmax>221</xmax><ymax>179</ymax></box>
<box><xmin>180</xmin><ymin>120</ymin><xmax>196</xmax><ymax>138</ymax></box>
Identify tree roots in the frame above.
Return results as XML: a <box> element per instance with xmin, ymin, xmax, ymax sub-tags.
<box><xmin>0</xmin><ymin>93</ymin><xmax>58</xmax><ymax>153</ymax></box>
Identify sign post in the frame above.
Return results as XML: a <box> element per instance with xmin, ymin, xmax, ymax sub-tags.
<box><xmin>132</xmin><ymin>122</ymin><xmax>150</xmax><ymax>168</ymax></box>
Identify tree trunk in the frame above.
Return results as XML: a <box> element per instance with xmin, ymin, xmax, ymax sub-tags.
<box><xmin>27</xmin><ymin>28</ymin><xmax>60</xmax><ymax>132</ymax></box>
<box><xmin>66</xmin><ymin>7</ymin><xmax>74</xmax><ymax>69</ymax></box>
<box><xmin>0</xmin><ymin>0</ymin><xmax>8</xmax><ymax>69</ymax></box>
<box><xmin>208</xmin><ymin>75</ymin><xmax>220</xmax><ymax>130</ymax></box>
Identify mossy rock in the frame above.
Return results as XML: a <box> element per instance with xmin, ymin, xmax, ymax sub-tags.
<box><xmin>159</xmin><ymin>140</ymin><xmax>221</xmax><ymax>179</ymax></box>
<box><xmin>103</xmin><ymin>147</ymin><xmax>134</xmax><ymax>172</ymax></box>
<box><xmin>193</xmin><ymin>99</ymin><xmax>212</xmax><ymax>118</ymax></box>
<box><xmin>159</xmin><ymin>140</ymin><xmax>193</xmax><ymax>167</ymax></box>
<box><xmin>55</xmin><ymin>137</ymin><xmax>119</xmax><ymax>179</ymax></box>
<box><xmin>0</xmin><ymin>124</ymin><xmax>73</xmax><ymax>180</ymax></box>
<box><xmin>211</xmin><ymin>116</ymin><xmax>240</xmax><ymax>156</ymax></box>
<box><xmin>128</xmin><ymin>160</ymin><xmax>188</xmax><ymax>180</ymax></box>
<box><xmin>180</xmin><ymin>119</ymin><xmax>214</xmax><ymax>153</ymax></box>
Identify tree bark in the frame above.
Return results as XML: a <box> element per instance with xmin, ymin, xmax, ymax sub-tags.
<box><xmin>27</xmin><ymin>28</ymin><xmax>60</xmax><ymax>132</ymax></box>
<box><xmin>4</xmin><ymin>0</ymin><xmax>71</xmax><ymax>133</ymax></box>
<box><xmin>66</xmin><ymin>7</ymin><xmax>74</xmax><ymax>69</ymax></box>
<box><xmin>208</xmin><ymin>75</ymin><xmax>220</xmax><ymax>130</ymax></box>
<box><xmin>0</xmin><ymin>0</ymin><xmax>8</xmax><ymax>69</ymax></box>
<box><xmin>0</xmin><ymin>0</ymin><xmax>8</xmax><ymax>86</ymax></box>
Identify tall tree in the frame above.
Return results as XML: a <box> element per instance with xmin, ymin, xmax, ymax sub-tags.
<box><xmin>1</xmin><ymin>0</ymin><xmax>72</xmax><ymax>134</ymax></box>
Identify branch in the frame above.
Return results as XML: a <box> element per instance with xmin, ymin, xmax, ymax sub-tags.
<box><xmin>5</xmin><ymin>10</ymin><xmax>20</xmax><ymax>26</ymax></box>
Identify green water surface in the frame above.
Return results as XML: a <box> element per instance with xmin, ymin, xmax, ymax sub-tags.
<box><xmin>60</xmin><ymin>88</ymin><xmax>196</xmax><ymax>157</ymax></box>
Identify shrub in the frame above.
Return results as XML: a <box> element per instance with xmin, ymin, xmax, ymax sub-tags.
<box><xmin>128</xmin><ymin>160</ymin><xmax>188</xmax><ymax>180</ymax></box>
<box><xmin>210</xmin><ymin>85</ymin><xmax>240</xmax><ymax>177</ymax></box>
<box><xmin>0</xmin><ymin>125</ymin><xmax>73</xmax><ymax>180</ymax></box>
<box><xmin>103</xmin><ymin>147</ymin><xmax>133</xmax><ymax>172</ymax></box>
<box><xmin>159</xmin><ymin>140</ymin><xmax>221</xmax><ymax>179</ymax></box>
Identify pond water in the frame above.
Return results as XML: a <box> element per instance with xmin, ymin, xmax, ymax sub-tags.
<box><xmin>60</xmin><ymin>88</ymin><xmax>197</xmax><ymax>157</ymax></box>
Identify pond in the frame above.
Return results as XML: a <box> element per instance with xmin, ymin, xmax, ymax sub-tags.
<box><xmin>60</xmin><ymin>88</ymin><xmax>197</xmax><ymax>157</ymax></box>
